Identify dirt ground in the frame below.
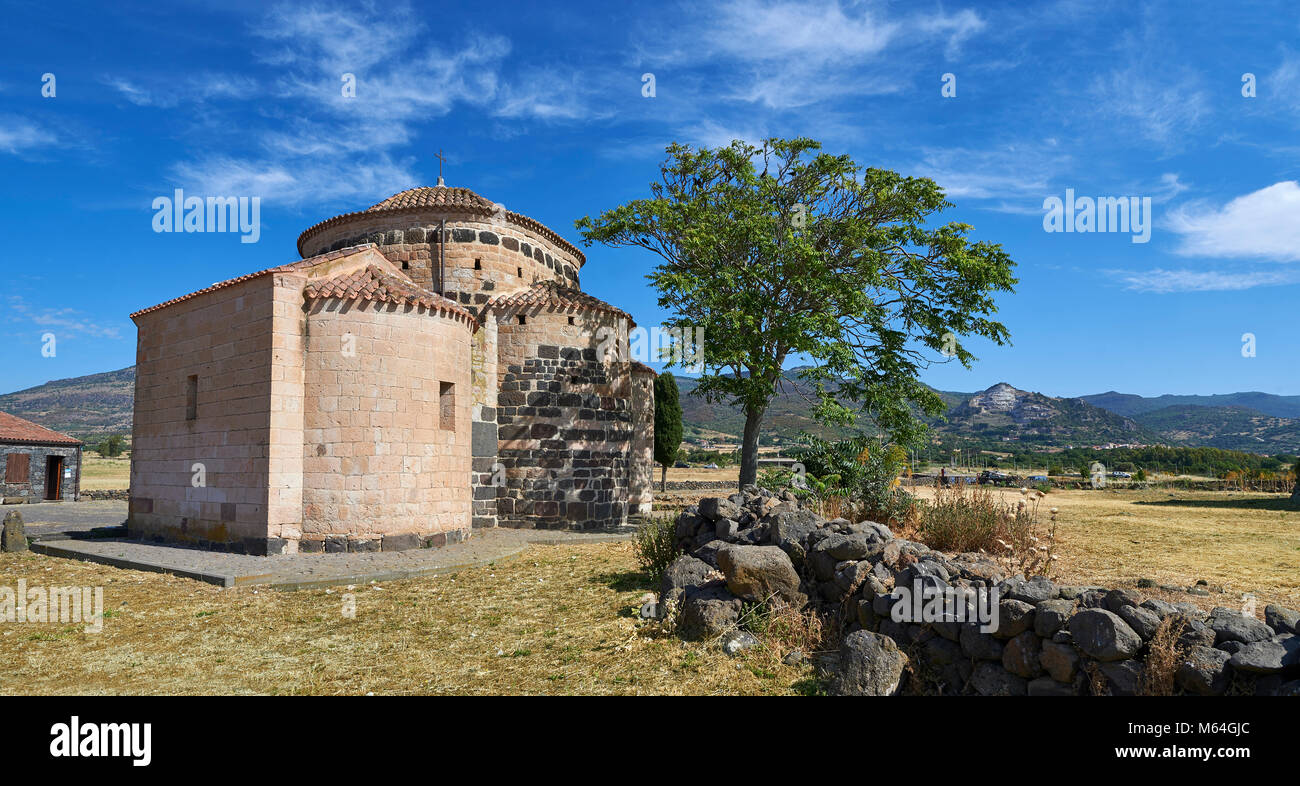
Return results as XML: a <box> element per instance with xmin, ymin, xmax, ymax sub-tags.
<box><xmin>2</xmin><ymin>484</ymin><xmax>1295</xmax><ymax>695</ymax></box>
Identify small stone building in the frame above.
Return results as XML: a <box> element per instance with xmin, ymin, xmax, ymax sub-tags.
<box><xmin>128</xmin><ymin>183</ymin><xmax>654</xmax><ymax>555</ymax></box>
<box><xmin>0</xmin><ymin>410</ymin><xmax>82</xmax><ymax>503</ymax></box>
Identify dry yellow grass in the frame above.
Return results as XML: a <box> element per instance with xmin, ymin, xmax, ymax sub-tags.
<box><xmin>0</xmin><ymin>542</ymin><xmax>814</xmax><ymax>696</ymax></box>
<box><xmin>78</xmin><ymin>454</ymin><xmax>130</xmax><ymax>491</ymax></box>
<box><xmin>912</xmin><ymin>486</ymin><xmax>1300</xmax><ymax>606</ymax></box>
<box><xmin>3</xmin><ymin>487</ymin><xmax>1296</xmax><ymax>695</ymax></box>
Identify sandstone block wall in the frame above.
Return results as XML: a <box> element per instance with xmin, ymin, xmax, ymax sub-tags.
<box><xmin>129</xmin><ymin>276</ymin><xmax>278</xmax><ymax>552</ymax></box>
<box><xmin>299</xmin><ymin>297</ymin><xmax>472</xmax><ymax>549</ymax></box>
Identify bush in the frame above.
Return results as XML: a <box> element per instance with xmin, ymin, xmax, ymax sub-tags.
<box><xmin>632</xmin><ymin>515</ymin><xmax>681</xmax><ymax>584</ymax></box>
<box><xmin>917</xmin><ymin>483</ymin><xmax>1057</xmax><ymax>577</ymax></box>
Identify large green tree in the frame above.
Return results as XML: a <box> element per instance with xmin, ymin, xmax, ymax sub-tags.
<box><xmin>653</xmin><ymin>372</ymin><xmax>683</xmax><ymax>491</ymax></box>
<box><xmin>578</xmin><ymin>138</ymin><xmax>1017</xmax><ymax>488</ymax></box>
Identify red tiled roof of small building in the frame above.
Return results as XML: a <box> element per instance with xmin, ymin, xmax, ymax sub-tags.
<box><xmin>129</xmin><ymin>244</ymin><xmax>382</xmax><ymax>319</ymax></box>
<box><xmin>303</xmin><ymin>264</ymin><xmax>475</xmax><ymax>323</ymax></box>
<box><xmin>630</xmin><ymin>361</ymin><xmax>657</xmax><ymax>376</ymax></box>
<box><xmin>296</xmin><ymin>185</ymin><xmax>587</xmax><ymax>266</ymax></box>
<box><xmin>490</xmin><ymin>280</ymin><xmax>635</xmax><ymax>326</ymax></box>
<box><xmin>0</xmin><ymin>410</ymin><xmax>82</xmax><ymax>446</ymax></box>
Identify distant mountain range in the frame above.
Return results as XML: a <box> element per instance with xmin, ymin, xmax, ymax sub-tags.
<box><xmin>678</xmin><ymin>374</ymin><xmax>1299</xmax><ymax>455</ymax></box>
<box><xmin>0</xmin><ymin>366</ymin><xmax>1297</xmax><ymax>455</ymax></box>
<box><xmin>1079</xmin><ymin>390</ymin><xmax>1300</xmax><ymax>419</ymax></box>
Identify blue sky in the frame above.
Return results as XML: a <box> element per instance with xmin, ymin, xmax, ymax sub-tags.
<box><xmin>2</xmin><ymin>0</ymin><xmax>1298</xmax><ymax>398</ymax></box>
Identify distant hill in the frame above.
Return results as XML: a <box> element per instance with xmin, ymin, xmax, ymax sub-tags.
<box><xmin>1083</xmin><ymin>390</ymin><xmax>1300</xmax><ymax>419</ymax></box>
<box><xmin>0</xmin><ymin>367</ymin><xmax>134</xmax><ymax>442</ymax></box>
<box><xmin>1131</xmin><ymin>405</ymin><xmax>1300</xmax><ymax>453</ymax></box>
<box><xmin>3</xmin><ymin>366</ymin><xmax>1297</xmax><ymax>456</ymax></box>
<box><xmin>677</xmin><ymin>374</ymin><xmax>1159</xmax><ymax>449</ymax></box>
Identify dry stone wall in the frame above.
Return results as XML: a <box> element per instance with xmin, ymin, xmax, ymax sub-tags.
<box><xmin>660</xmin><ymin>487</ymin><xmax>1300</xmax><ymax>696</ymax></box>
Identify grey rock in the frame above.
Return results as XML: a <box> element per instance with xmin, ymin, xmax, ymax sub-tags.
<box><xmin>1099</xmin><ymin>660</ymin><xmax>1144</xmax><ymax>696</ymax></box>
<box><xmin>1227</xmin><ymin>635</ymin><xmax>1300</xmax><ymax>674</ymax></box>
<box><xmin>820</xmin><ymin>532</ymin><xmax>882</xmax><ymax>561</ymax></box>
<box><xmin>1028</xmin><ymin>676</ymin><xmax>1076</xmax><ymax>696</ymax></box>
<box><xmin>1040</xmin><ymin>639</ymin><xmax>1080</xmax><ymax>683</ymax></box>
<box><xmin>1140</xmin><ymin>598</ymin><xmax>1179</xmax><ymax>618</ymax></box>
<box><xmin>969</xmin><ymin>662</ymin><xmax>1028</xmax><ymax>696</ymax></box>
<box><xmin>659</xmin><ymin>555</ymin><xmax>715</xmax><ymax>611</ymax></box>
<box><xmin>1</xmin><ymin>510</ymin><xmax>26</xmax><ymax>553</ymax></box>
<box><xmin>1068</xmin><ymin>609</ymin><xmax>1142</xmax><ymax>661</ymax></box>
<box><xmin>959</xmin><ymin>622</ymin><xmax>1005</xmax><ymax>660</ymax></box>
<box><xmin>764</xmin><ymin>509</ymin><xmax>824</xmax><ymax>567</ymax></box>
<box><xmin>1002</xmin><ymin>630</ymin><xmax>1044</xmax><ymax>678</ymax></box>
<box><xmin>916</xmin><ymin>635</ymin><xmax>970</xmax><ymax>695</ymax></box>
<box><xmin>992</xmin><ymin>599</ymin><xmax>1036</xmax><ymax>639</ymax></box>
<box><xmin>1207</xmin><ymin>607</ymin><xmax>1274</xmax><ymax>644</ymax></box>
<box><xmin>717</xmin><ymin>544</ymin><xmax>807</xmax><ymax>606</ymax></box>
<box><xmin>1118</xmin><ymin>604</ymin><xmax>1162</xmax><ymax>640</ymax></box>
<box><xmin>698</xmin><ymin>497</ymin><xmax>740</xmax><ymax>522</ymax></box>
<box><xmin>690</xmin><ymin>539</ymin><xmax>729</xmax><ymax>567</ymax></box>
<box><xmin>1264</xmin><ymin>605</ymin><xmax>1300</xmax><ymax>634</ymax></box>
<box><xmin>720</xmin><ymin>630</ymin><xmax>760</xmax><ymax>656</ymax></box>
<box><xmin>1034</xmin><ymin>599</ymin><xmax>1076</xmax><ymax>638</ymax></box>
<box><xmin>1000</xmin><ymin>576</ymin><xmax>1057</xmax><ymax>604</ymax></box>
<box><xmin>1103</xmin><ymin>588</ymin><xmax>1143</xmax><ymax>614</ymax></box>
<box><xmin>1177</xmin><ymin>618</ymin><xmax>1217</xmax><ymax>648</ymax></box>
<box><xmin>1217</xmin><ymin>640</ymin><xmax>1245</xmax><ymax>654</ymax></box>
<box><xmin>831</xmin><ymin>630</ymin><xmax>909</xmax><ymax>696</ymax></box>
<box><xmin>714</xmin><ymin>519</ymin><xmax>740</xmax><ymax>541</ymax></box>
<box><xmin>1176</xmin><ymin>645</ymin><xmax>1232</xmax><ymax>696</ymax></box>
<box><xmin>678</xmin><ymin>585</ymin><xmax>742</xmax><ymax>640</ymax></box>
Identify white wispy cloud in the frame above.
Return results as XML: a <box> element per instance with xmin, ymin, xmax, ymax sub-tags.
<box><xmin>1116</xmin><ymin>267</ymin><xmax>1300</xmax><ymax>293</ymax></box>
<box><xmin>0</xmin><ymin>115</ymin><xmax>56</xmax><ymax>155</ymax></box>
<box><xmin>6</xmin><ymin>296</ymin><xmax>123</xmax><ymax>339</ymax></box>
<box><xmin>912</xmin><ymin>144</ymin><xmax>1063</xmax><ymax>202</ymax></box>
<box><xmin>1167</xmin><ymin>181</ymin><xmax>1300</xmax><ymax>262</ymax></box>
<box><xmin>102</xmin><ymin>74</ymin><xmax>258</xmax><ymax>108</ymax></box>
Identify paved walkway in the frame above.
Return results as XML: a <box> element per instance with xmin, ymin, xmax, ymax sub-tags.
<box><xmin>20</xmin><ymin>500</ymin><xmax>637</xmax><ymax>590</ymax></box>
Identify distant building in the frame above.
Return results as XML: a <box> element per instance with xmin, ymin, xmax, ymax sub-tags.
<box><xmin>0</xmin><ymin>410</ymin><xmax>82</xmax><ymax>503</ymax></box>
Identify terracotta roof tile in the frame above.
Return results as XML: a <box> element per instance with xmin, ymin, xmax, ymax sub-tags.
<box><xmin>304</xmin><ymin>265</ymin><xmax>475</xmax><ymax>323</ymax></box>
<box><xmin>630</xmin><ymin>361</ymin><xmax>657</xmax><ymax>376</ymax></box>
<box><xmin>490</xmin><ymin>280</ymin><xmax>634</xmax><ymax>326</ymax></box>
<box><xmin>0</xmin><ymin>410</ymin><xmax>82</xmax><ymax>446</ymax></box>
<box><xmin>367</xmin><ymin>186</ymin><xmax>495</xmax><ymax>211</ymax></box>
<box><xmin>130</xmin><ymin>244</ymin><xmax>380</xmax><ymax>319</ymax></box>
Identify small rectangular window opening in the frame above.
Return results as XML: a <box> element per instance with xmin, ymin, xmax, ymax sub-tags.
<box><xmin>517</xmin><ymin>315</ymin><xmax>526</xmax><ymax>325</ymax></box>
<box><xmin>439</xmin><ymin>381</ymin><xmax>455</xmax><ymax>430</ymax></box>
<box><xmin>474</xmin><ymin>259</ymin><xmax>482</xmax><ymax>270</ymax></box>
<box><xmin>186</xmin><ymin>375</ymin><xmax>199</xmax><ymax>420</ymax></box>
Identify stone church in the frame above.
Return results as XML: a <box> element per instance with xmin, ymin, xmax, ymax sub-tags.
<box><xmin>128</xmin><ymin>181</ymin><xmax>655</xmax><ymax>555</ymax></box>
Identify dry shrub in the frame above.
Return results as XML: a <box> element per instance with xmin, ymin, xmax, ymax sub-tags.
<box><xmin>632</xmin><ymin>514</ymin><xmax>681</xmax><ymax>584</ymax></box>
<box><xmin>1139</xmin><ymin>615</ymin><xmax>1187</xmax><ymax>696</ymax></box>
<box><xmin>740</xmin><ymin>597</ymin><xmax>828</xmax><ymax>658</ymax></box>
<box><xmin>917</xmin><ymin>482</ymin><xmax>1058</xmax><ymax>578</ymax></box>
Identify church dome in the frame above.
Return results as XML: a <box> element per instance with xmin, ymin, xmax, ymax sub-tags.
<box><xmin>366</xmin><ymin>186</ymin><xmax>495</xmax><ymax>212</ymax></box>
<box><xmin>297</xmin><ymin>184</ymin><xmax>586</xmax><ymax>267</ymax></box>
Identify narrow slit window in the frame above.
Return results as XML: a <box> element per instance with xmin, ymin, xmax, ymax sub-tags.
<box><xmin>567</xmin><ymin>316</ymin><xmax>575</xmax><ymax>325</ymax></box>
<box><xmin>439</xmin><ymin>381</ymin><xmax>455</xmax><ymax>430</ymax></box>
<box><xmin>474</xmin><ymin>259</ymin><xmax>482</xmax><ymax>270</ymax></box>
<box><xmin>517</xmin><ymin>266</ymin><xmax>523</xmax><ymax>277</ymax></box>
<box><xmin>517</xmin><ymin>314</ymin><xmax>526</xmax><ymax>325</ymax></box>
<box><xmin>186</xmin><ymin>375</ymin><xmax>198</xmax><ymax>420</ymax></box>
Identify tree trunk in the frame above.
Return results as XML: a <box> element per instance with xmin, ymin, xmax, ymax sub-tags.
<box><xmin>738</xmin><ymin>405</ymin><xmax>765</xmax><ymax>489</ymax></box>
<box><xmin>1292</xmin><ymin>481</ymin><xmax>1300</xmax><ymax>505</ymax></box>
<box><xmin>661</xmin><ymin>463</ymin><xmax>667</xmax><ymax>493</ymax></box>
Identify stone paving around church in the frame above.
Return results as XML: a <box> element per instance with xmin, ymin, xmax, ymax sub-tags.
<box><xmin>17</xmin><ymin>500</ymin><xmax>635</xmax><ymax>589</ymax></box>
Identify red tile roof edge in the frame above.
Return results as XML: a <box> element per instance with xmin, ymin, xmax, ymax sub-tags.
<box><xmin>303</xmin><ymin>264</ymin><xmax>477</xmax><ymax>326</ymax></box>
<box><xmin>128</xmin><ymin>244</ymin><xmax>381</xmax><ymax>319</ymax></box>
<box><xmin>489</xmin><ymin>280</ymin><xmax>635</xmax><ymax>327</ymax></box>
<box><xmin>0</xmin><ymin>410</ymin><xmax>83</xmax><ymax>445</ymax></box>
